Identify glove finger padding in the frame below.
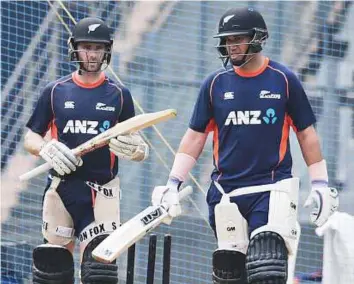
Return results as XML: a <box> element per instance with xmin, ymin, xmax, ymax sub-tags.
<box><xmin>163</xmin><ymin>189</ymin><xmax>182</xmax><ymax>218</ymax></box>
<box><xmin>151</xmin><ymin>186</ymin><xmax>181</xmax><ymax>218</ymax></box>
<box><xmin>151</xmin><ymin>186</ymin><xmax>169</xmax><ymax>206</ymax></box>
<box><xmin>151</xmin><ymin>186</ymin><xmax>173</xmax><ymax>225</ymax></box>
<box><xmin>109</xmin><ymin>141</ymin><xmax>134</xmax><ymax>161</ymax></box>
<box><xmin>52</xmin><ymin>156</ymin><xmax>72</xmax><ymax>175</ymax></box>
<box><xmin>109</xmin><ymin>138</ymin><xmax>136</xmax><ymax>152</ymax></box>
<box><xmin>304</xmin><ymin>187</ymin><xmax>339</xmax><ymax>227</ymax></box>
<box><xmin>117</xmin><ymin>134</ymin><xmax>143</xmax><ymax>146</ymax></box>
<box><xmin>52</xmin><ymin>150</ymin><xmax>76</xmax><ymax>172</ymax></box>
<box><xmin>109</xmin><ymin>133</ymin><xmax>149</xmax><ymax>162</ymax></box>
<box><xmin>39</xmin><ymin>140</ymin><xmax>83</xmax><ymax>176</ymax></box>
<box><xmin>54</xmin><ymin>141</ymin><xmax>81</xmax><ymax>165</ymax></box>
<box><xmin>151</xmin><ymin>185</ymin><xmax>174</xmax><ymax>225</ymax></box>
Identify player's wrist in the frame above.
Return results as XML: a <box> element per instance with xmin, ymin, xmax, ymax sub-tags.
<box><xmin>166</xmin><ymin>176</ymin><xmax>182</xmax><ymax>191</ymax></box>
<box><xmin>169</xmin><ymin>152</ymin><xmax>196</xmax><ymax>183</ymax></box>
<box><xmin>308</xmin><ymin>159</ymin><xmax>328</xmax><ymax>186</ymax></box>
<box><xmin>311</xmin><ymin>180</ymin><xmax>328</xmax><ymax>188</ymax></box>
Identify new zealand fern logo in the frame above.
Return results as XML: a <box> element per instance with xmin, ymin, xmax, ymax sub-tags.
<box><xmin>262</xmin><ymin>108</ymin><xmax>277</xmax><ymax>124</ymax></box>
<box><xmin>88</xmin><ymin>24</ymin><xmax>101</xmax><ymax>33</ymax></box>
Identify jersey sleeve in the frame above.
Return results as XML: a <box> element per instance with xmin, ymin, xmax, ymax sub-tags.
<box><xmin>26</xmin><ymin>83</ymin><xmax>53</xmax><ymax>136</ymax></box>
<box><xmin>118</xmin><ymin>87</ymin><xmax>135</xmax><ymax>122</ymax></box>
<box><xmin>189</xmin><ymin>76</ymin><xmax>213</xmax><ymax>133</ymax></box>
<box><xmin>286</xmin><ymin>72</ymin><xmax>316</xmax><ymax>131</ymax></box>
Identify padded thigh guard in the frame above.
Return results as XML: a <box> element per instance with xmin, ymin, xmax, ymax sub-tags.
<box><xmin>214</xmin><ymin>182</ymin><xmax>249</xmax><ymax>253</ymax></box>
<box><xmin>86</xmin><ymin>177</ymin><xmax>120</xmax><ymax>226</ymax></box>
<box><xmin>246</xmin><ymin>232</ymin><xmax>288</xmax><ymax>284</ymax></box>
<box><xmin>42</xmin><ymin>177</ymin><xmax>75</xmax><ymax>245</ymax></box>
<box><xmin>32</xmin><ymin>244</ymin><xmax>74</xmax><ymax>284</ymax></box>
<box><xmin>213</xmin><ymin>249</ymin><xmax>247</xmax><ymax>283</ymax></box>
<box><xmin>81</xmin><ymin>234</ymin><xmax>118</xmax><ymax>284</ymax></box>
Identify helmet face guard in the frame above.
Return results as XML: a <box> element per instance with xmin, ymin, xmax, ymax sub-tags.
<box><xmin>214</xmin><ymin>8</ymin><xmax>269</xmax><ymax>68</ymax></box>
<box><xmin>68</xmin><ymin>17</ymin><xmax>113</xmax><ymax>72</ymax></box>
<box><xmin>68</xmin><ymin>38</ymin><xmax>113</xmax><ymax>72</ymax></box>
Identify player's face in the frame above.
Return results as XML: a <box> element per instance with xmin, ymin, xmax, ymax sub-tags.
<box><xmin>77</xmin><ymin>42</ymin><xmax>107</xmax><ymax>72</ymax></box>
<box><xmin>225</xmin><ymin>35</ymin><xmax>251</xmax><ymax>61</ymax></box>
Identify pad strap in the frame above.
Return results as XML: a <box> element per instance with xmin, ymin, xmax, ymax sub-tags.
<box><xmin>214</xmin><ymin>179</ymin><xmax>293</xmax><ymax>198</ymax></box>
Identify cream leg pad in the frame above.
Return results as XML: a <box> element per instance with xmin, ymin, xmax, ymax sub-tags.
<box><xmin>86</xmin><ymin>177</ymin><xmax>121</xmax><ymax>226</ymax></box>
<box><xmin>79</xmin><ymin>177</ymin><xmax>121</xmax><ymax>246</ymax></box>
<box><xmin>226</xmin><ymin>178</ymin><xmax>300</xmax><ymax>283</ymax></box>
<box><xmin>42</xmin><ymin>177</ymin><xmax>75</xmax><ymax>245</ymax></box>
<box><xmin>214</xmin><ymin>182</ymin><xmax>249</xmax><ymax>254</ymax></box>
<box><xmin>250</xmin><ymin>178</ymin><xmax>300</xmax><ymax>255</ymax></box>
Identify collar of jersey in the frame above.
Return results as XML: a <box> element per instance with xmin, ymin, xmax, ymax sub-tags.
<box><xmin>233</xmin><ymin>57</ymin><xmax>269</xmax><ymax>78</ymax></box>
<box><xmin>72</xmin><ymin>71</ymin><xmax>106</xmax><ymax>88</ymax></box>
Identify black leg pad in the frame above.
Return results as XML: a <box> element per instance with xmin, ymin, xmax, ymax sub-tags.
<box><xmin>246</xmin><ymin>231</ymin><xmax>288</xmax><ymax>284</ymax></box>
<box><xmin>213</xmin><ymin>249</ymin><xmax>247</xmax><ymax>283</ymax></box>
<box><xmin>81</xmin><ymin>234</ymin><xmax>118</xmax><ymax>284</ymax></box>
<box><xmin>32</xmin><ymin>244</ymin><xmax>74</xmax><ymax>284</ymax></box>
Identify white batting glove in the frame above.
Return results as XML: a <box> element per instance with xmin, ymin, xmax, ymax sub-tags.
<box><xmin>304</xmin><ymin>181</ymin><xmax>339</xmax><ymax>227</ymax></box>
<box><xmin>109</xmin><ymin>132</ymin><xmax>149</xmax><ymax>162</ymax></box>
<box><xmin>39</xmin><ymin>140</ymin><xmax>83</xmax><ymax>176</ymax></box>
<box><xmin>152</xmin><ymin>178</ymin><xmax>182</xmax><ymax>224</ymax></box>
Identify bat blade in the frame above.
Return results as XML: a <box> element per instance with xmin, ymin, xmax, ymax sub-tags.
<box><xmin>92</xmin><ymin>186</ymin><xmax>192</xmax><ymax>263</ymax></box>
<box><xmin>19</xmin><ymin>109</ymin><xmax>177</xmax><ymax>181</ymax></box>
<box><xmin>93</xmin><ymin>205</ymin><xmax>168</xmax><ymax>263</ymax></box>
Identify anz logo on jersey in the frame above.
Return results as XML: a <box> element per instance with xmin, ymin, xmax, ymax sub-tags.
<box><xmin>63</xmin><ymin>120</ymin><xmax>111</xmax><ymax>134</ymax></box>
<box><xmin>225</xmin><ymin>108</ymin><xmax>278</xmax><ymax>125</ymax></box>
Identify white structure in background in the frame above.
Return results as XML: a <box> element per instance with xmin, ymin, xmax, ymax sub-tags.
<box><xmin>316</xmin><ymin>212</ymin><xmax>354</xmax><ymax>284</ymax></box>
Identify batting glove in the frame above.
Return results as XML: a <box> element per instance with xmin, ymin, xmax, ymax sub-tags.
<box><xmin>304</xmin><ymin>181</ymin><xmax>339</xmax><ymax>227</ymax></box>
<box><xmin>39</xmin><ymin>140</ymin><xmax>83</xmax><ymax>176</ymax></box>
<box><xmin>109</xmin><ymin>132</ymin><xmax>149</xmax><ymax>162</ymax></box>
<box><xmin>152</xmin><ymin>178</ymin><xmax>182</xmax><ymax>224</ymax></box>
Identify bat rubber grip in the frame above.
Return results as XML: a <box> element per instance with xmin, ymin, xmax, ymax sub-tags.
<box><xmin>19</xmin><ymin>162</ymin><xmax>51</xmax><ymax>181</ymax></box>
<box><xmin>178</xmin><ymin>186</ymin><xmax>193</xmax><ymax>200</ymax></box>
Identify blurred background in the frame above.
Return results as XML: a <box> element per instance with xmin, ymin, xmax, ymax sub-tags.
<box><xmin>1</xmin><ymin>1</ymin><xmax>353</xmax><ymax>283</ymax></box>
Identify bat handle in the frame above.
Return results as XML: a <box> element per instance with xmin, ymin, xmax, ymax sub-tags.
<box><xmin>178</xmin><ymin>186</ymin><xmax>193</xmax><ymax>201</ymax></box>
<box><xmin>161</xmin><ymin>186</ymin><xmax>193</xmax><ymax>209</ymax></box>
<box><xmin>19</xmin><ymin>162</ymin><xmax>52</xmax><ymax>181</ymax></box>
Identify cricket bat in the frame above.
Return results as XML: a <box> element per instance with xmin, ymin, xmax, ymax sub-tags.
<box><xmin>92</xmin><ymin>186</ymin><xmax>193</xmax><ymax>263</ymax></box>
<box><xmin>19</xmin><ymin>109</ymin><xmax>177</xmax><ymax>181</ymax></box>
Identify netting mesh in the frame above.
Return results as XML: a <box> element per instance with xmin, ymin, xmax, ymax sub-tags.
<box><xmin>1</xmin><ymin>1</ymin><xmax>353</xmax><ymax>283</ymax></box>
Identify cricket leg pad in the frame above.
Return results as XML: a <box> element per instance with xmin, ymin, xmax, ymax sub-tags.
<box><xmin>32</xmin><ymin>244</ymin><xmax>74</xmax><ymax>284</ymax></box>
<box><xmin>81</xmin><ymin>234</ymin><xmax>118</xmax><ymax>284</ymax></box>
